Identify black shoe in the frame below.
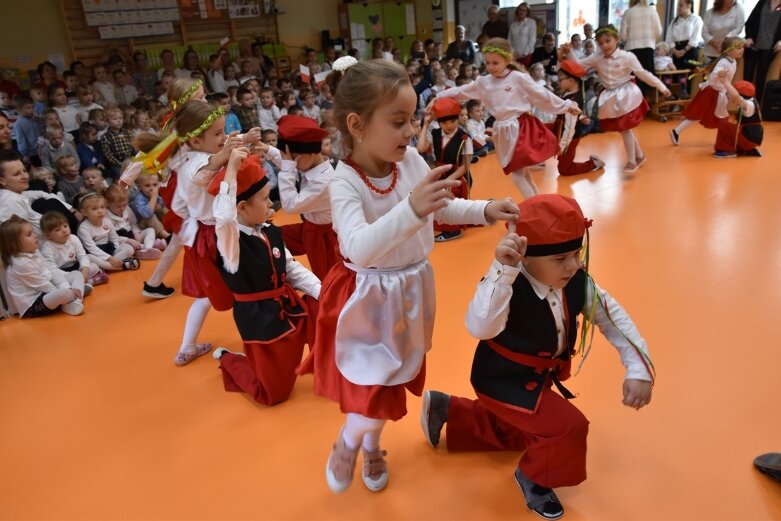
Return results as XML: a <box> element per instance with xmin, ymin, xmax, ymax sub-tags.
<box><xmin>514</xmin><ymin>468</ymin><xmax>564</xmax><ymax>520</ymax></box>
<box><xmin>142</xmin><ymin>282</ymin><xmax>175</xmax><ymax>299</ymax></box>
<box><xmin>434</xmin><ymin>230</ymin><xmax>463</xmax><ymax>242</ymax></box>
<box><xmin>754</xmin><ymin>453</ymin><xmax>781</xmax><ymax>482</ymax></box>
<box><xmin>744</xmin><ymin>148</ymin><xmax>762</xmax><ymax>157</ymax></box>
<box><xmin>421</xmin><ymin>390</ymin><xmax>450</xmax><ymax>447</ymax></box>
<box><xmin>471</xmin><ymin>156</ymin><xmax>479</xmax><ymax>164</ymax></box>
<box><xmin>669</xmin><ymin>129</ymin><xmax>679</xmax><ymax>146</ymax></box>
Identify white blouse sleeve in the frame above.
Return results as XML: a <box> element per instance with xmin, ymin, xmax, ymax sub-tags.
<box><xmin>513</xmin><ymin>72</ymin><xmax>576</xmax><ymax>115</ymax></box>
<box><xmin>625</xmin><ymin>52</ymin><xmax>667</xmax><ymax>91</ymax></box>
<box><xmin>465</xmin><ymin>259</ymin><xmax>520</xmax><ymax>339</ymax></box>
<box><xmin>284</xmin><ymin>253</ymin><xmax>321</xmax><ymax>299</ymax></box>
<box><xmin>213</xmin><ymin>180</ymin><xmax>240</xmax><ymax>275</ymax></box>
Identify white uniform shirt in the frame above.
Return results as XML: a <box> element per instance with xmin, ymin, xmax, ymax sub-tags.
<box><xmin>666</xmin><ymin>14</ymin><xmax>705</xmax><ymax>47</ymax></box>
<box><xmin>106</xmin><ymin>207</ymin><xmax>141</xmax><ymax>239</ymax></box>
<box><xmin>466</xmin><ymin>118</ymin><xmax>489</xmax><ymax>147</ymax></box>
<box><xmin>508</xmin><ymin>19</ymin><xmax>537</xmax><ymax>57</ymax></box>
<box><xmin>301</xmin><ymin>104</ymin><xmax>322</xmax><ymax>124</ymax></box>
<box><xmin>6</xmin><ymin>251</ymin><xmax>69</xmax><ymax>315</ymax></box>
<box><xmin>702</xmin><ymin>5</ymin><xmax>746</xmax><ymax>57</ymax></box>
<box><xmin>276</xmin><ymin>153</ymin><xmax>333</xmax><ymax>225</ymax></box>
<box><xmin>172</xmin><ymin>150</ymin><xmax>216</xmax><ymax>246</ymax></box>
<box><xmin>258</xmin><ymin>105</ymin><xmax>281</xmax><ymax>132</ymax></box>
<box><xmin>77</xmin><ymin>218</ymin><xmax>120</xmax><ymax>260</ymax></box>
<box><xmin>213</xmin><ymin>179</ymin><xmax>321</xmax><ymax>299</ymax></box>
<box><xmin>702</xmin><ymin>57</ymin><xmax>737</xmax><ymax>118</ymax></box>
<box><xmin>620</xmin><ymin>5</ymin><xmax>662</xmax><ymax>50</ymax></box>
<box><xmin>578</xmin><ymin>49</ymin><xmax>667</xmax><ymax>91</ymax></box>
<box><xmin>466</xmin><ymin>259</ymin><xmax>653</xmax><ymax>382</ymax></box>
<box><xmin>40</xmin><ymin>235</ymin><xmax>90</xmax><ymax>270</ymax></box>
<box><xmin>0</xmin><ymin>189</ymin><xmax>70</xmax><ymax>236</ymax></box>
<box><xmin>92</xmin><ymin>81</ymin><xmax>117</xmax><ymax>105</ymax></box>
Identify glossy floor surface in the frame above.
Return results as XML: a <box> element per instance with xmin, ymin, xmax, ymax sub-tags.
<box><xmin>1</xmin><ymin>120</ymin><xmax>780</xmax><ymax>520</ymax></box>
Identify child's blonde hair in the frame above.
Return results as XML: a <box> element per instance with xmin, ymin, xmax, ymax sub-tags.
<box><xmin>76</xmin><ymin>191</ymin><xmax>105</xmax><ymax>211</ymax></box>
<box><xmin>655</xmin><ymin>42</ymin><xmax>670</xmax><ymax>54</ymax></box>
<box><xmin>55</xmin><ymin>155</ymin><xmax>77</xmax><ymax>173</ymax></box>
<box><xmin>30</xmin><ymin>166</ymin><xmax>55</xmax><ymax>181</ymax></box>
<box><xmin>40</xmin><ymin>211</ymin><xmax>68</xmax><ymax>235</ymax></box>
<box><xmin>45</xmin><ymin>125</ymin><xmax>64</xmax><ymax>139</ymax></box>
<box><xmin>106</xmin><ymin>107</ymin><xmax>123</xmax><ymax>119</ymax></box>
<box><xmin>0</xmin><ymin>215</ymin><xmax>30</xmax><ymax>266</ymax></box>
<box><xmin>103</xmin><ymin>183</ymin><xmax>128</xmax><ymax>204</ymax></box>
<box><xmin>329</xmin><ymin>59</ymin><xmax>411</xmax><ymax>152</ymax></box>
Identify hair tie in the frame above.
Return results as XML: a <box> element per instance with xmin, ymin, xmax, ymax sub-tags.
<box><xmin>482</xmin><ymin>46</ymin><xmax>513</xmax><ymax>60</ymax></box>
<box><xmin>332</xmin><ymin>56</ymin><xmax>358</xmax><ymax>72</ymax></box>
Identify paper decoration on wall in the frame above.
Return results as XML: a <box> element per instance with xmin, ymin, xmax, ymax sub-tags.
<box><xmin>228</xmin><ymin>0</ymin><xmax>261</xmax><ymax>19</ymax></box>
<box><xmin>82</xmin><ymin>0</ymin><xmax>178</xmax><ymax>12</ymax></box>
<box><xmin>98</xmin><ymin>22</ymin><xmax>174</xmax><ymax>39</ymax></box>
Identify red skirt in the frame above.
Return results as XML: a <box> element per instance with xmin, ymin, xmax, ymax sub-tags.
<box><xmin>160</xmin><ymin>171</ymin><xmax>183</xmax><ymax>234</ymax></box>
<box><xmin>682</xmin><ymin>86</ymin><xmax>721</xmax><ymax>129</ymax></box>
<box><xmin>503</xmin><ymin>114</ymin><xmax>559</xmax><ymax>174</ymax></box>
<box><xmin>297</xmin><ymin>262</ymin><xmax>426</xmax><ymax>421</ymax></box>
<box><xmin>599</xmin><ymin>97</ymin><xmax>649</xmax><ymax>132</ymax></box>
<box><xmin>181</xmin><ymin>223</ymin><xmax>233</xmax><ymax>311</ymax></box>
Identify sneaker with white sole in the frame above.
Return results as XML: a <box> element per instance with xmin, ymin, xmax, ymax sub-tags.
<box><xmin>212</xmin><ymin>347</ymin><xmax>245</xmax><ymax>360</ymax></box>
<box><xmin>589</xmin><ymin>156</ymin><xmax>605</xmax><ymax>171</ymax></box>
<box><xmin>623</xmin><ymin>162</ymin><xmax>639</xmax><ymax>173</ymax></box>
<box><xmin>136</xmin><ymin>248</ymin><xmax>162</xmax><ymax>260</ymax></box>
<box><xmin>669</xmin><ymin>129</ymin><xmax>680</xmax><ymax>145</ymax></box>
<box><xmin>362</xmin><ymin>448</ymin><xmax>389</xmax><ymax>492</ymax></box>
<box><xmin>326</xmin><ymin>429</ymin><xmax>359</xmax><ymax>494</ymax></box>
<box><xmin>153</xmin><ymin>239</ymin><xmax>168</xmax><ymax>251</ymax></box>
<box><xmin>61</xmin><ymin>301</ymin><xmax>84</xmax><ymax>316</ymax></box>
<box><xmin>421</xmin><ymin>390</ymin><xmax>450</xmax><ymax>447</ymax></box>
<box><xmin>713</xmin><ymin>150</ymin><xmax>737</xmax><ymax>158</ymax></box>
<box><xmin>122</xmin><ymin>258</ymin><xmax>140</xmax><ymax>270</ymax></box>
<box><xmin>514</xmin><ymin>468</ymin><xmax>564</xmax><ymax>520</ymax></box>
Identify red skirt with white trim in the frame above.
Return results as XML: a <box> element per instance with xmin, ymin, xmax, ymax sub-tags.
<box><xmin>682</xmin><ymin>86</ymin><xmax>721</xmax><ymax>129</ymax></box>
<box><xmin>181</xmin><ymin>223</ymin><xmax>233</xmax><ymax>311</ymax></box>
<box><xmin>599</xmin><ymin>97</ymin><xmax>649</xmax><ymax>132</ymax></box>
<box><xmin>297</xmin><ymin>262</ymin><xmax>426</xmax><ymax>421</ymax></box>
<box><xmin>502</xmin><ymin>114</ymin><xmax>559</xmax><ymax>174</ymax></box>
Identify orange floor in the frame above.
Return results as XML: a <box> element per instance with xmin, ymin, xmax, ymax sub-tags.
<box><xmin>1</xmin><ymin>120</ymin><xmax>781</xmax><ymax>520</ymax></box>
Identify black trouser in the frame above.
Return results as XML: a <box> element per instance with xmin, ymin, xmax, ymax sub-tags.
<box><xmin>743</xmin><ymin>47</ymin><xmax>777</xmax><ymax>105</ymax></box>
<box><xmin>673</xmin><ymin>42</ymin><xmax>698</xmax><ymax>93</ymax></box>
<box><xmin>30</xmin><ymin>198</ymin><xmax>80</xmax><ymax>234</ymax></box>
<box><xmin>629</xmin><ymin>48</ymin><xmax>656</xmax><ymax>96</ymax></box>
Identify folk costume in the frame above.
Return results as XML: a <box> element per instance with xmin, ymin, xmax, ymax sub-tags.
<box><xmin>211</xmin><ymin>156</ymin><xmax>320</xmax><ymax>405</ymax></box>
<box><xmin>554</xmin><ymin>61</ymin><xmax>600</xmax><ymax>176</ymax></box>
<box><xmin>714</xmin><ymin>80</ymin><xmax>764</xmax><ymax>155</ymax></box>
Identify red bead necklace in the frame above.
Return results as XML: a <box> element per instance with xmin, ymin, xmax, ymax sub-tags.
<box><xmin>343</xmin><ymin>156</ymin><xmax>399</xmax><ymax>196</ymax></box>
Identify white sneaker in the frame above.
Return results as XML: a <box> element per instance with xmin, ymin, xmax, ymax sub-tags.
<box><xmin>212</xmin><ymin>347</ymin><xmax>245</xmax><ymax>360</ymax></box>
<box><xmin>61</xmin><ymin>301</ymin><xmax>84</xmax><ymax>316</ymax></box>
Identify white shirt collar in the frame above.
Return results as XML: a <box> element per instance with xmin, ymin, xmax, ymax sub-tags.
<box><xmin>519</xmin><ymin>262</ymin><xmax>561</xmax><ymax>300</ymax></box>
<box><xmin>237</xmin><ymin>221</ymin><xmax>270</xmax><ymax>236</ymax></box>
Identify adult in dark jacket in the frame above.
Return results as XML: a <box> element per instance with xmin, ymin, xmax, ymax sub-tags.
<box><xmin>743</xmin><ymin>0</ymin><xmax>781</xmax><ymax>103</ymax></box>
<box><xmin>445</xmin><ymin>26</ymin><xmax>477</xmax><ymax>64</ymax></box>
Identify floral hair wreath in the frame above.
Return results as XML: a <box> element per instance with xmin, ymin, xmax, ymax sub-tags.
<box><xmin>171</xmin><ymin>79</ymin><xmax>203</xmax><ymax>111</ymax></box>
<box><xmin>482</xmin><ymin>46</ymin><xmax>513</xmax><ymax>60</ymax></box>
<box><xmin>595</xmin><ymin>25</ymin><xmax>619</xmax><ymax>39</ymax></box>
<box><xmin>333</xmin><ymin>56</ymin><xmax>358</xmax><ymax>72</ymax></box>
<box><xmin>179</xmin><ymin>106</ymin><xmax>226</xmax><ymax>143</ymax></box>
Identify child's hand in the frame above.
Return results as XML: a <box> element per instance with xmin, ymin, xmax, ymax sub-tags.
<box><xmin>485</xmin><ymin>197</ymin><xmax>520</xmax><ymax>223</ymax></box>
<box><xmin>661</xmin><ymin>87</ymin><xmax>672</xmax><ymax>98</ymax></box>
<box><xmin>409</xmin><ymin>165</ymin><xmax>461</xmax><ymax>218</ymax></box>
<box><xmin>623</xmin><ymin>379</ymin><xmax>653</xmax><ymax>410</ymax></box>
<box><xmin>243</xmin><ymin>127</ymin><xmax>262</xmax><ymax>145</ymax></box>
<box><xmin>566</xmin><ymin>104</ymin><xmax>582</xmax><ymax>116</ymax></box>
<box><xmin>495</xmin><ymin>221</ymin><xmax>527</xmax><ymax>266</ymax></box>
<box><xmin>228</xmin><ymin>146</ymin><xmax>249</xmax><ymax>169</ymax></box>
<box><xmin>128</xmin><ymin>239</ymin><xmax>142</xmax><ymax>250</ymax></box>
<box><xmin>108</xmin><ymin>256</ymin><xmax>122</xmax><ymax>269</ymax></box>
<box><xmin>71</xmin><ymin>288</ymin><xmax>83</xmax><ymax>301</ymax></box>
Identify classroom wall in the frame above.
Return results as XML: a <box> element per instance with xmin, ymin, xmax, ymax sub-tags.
<box><xmin>275</xmin><ymin>0</ymin><xmax>341</xmax><ymax>64</ymax></box>
<box><xmin>0</xmin><ymin>0</ymin><xmax>72</xmax><ymax>75</ymax></box>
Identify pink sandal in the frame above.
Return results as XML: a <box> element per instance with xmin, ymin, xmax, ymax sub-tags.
<box><xmin>174</xmin><ymin>343</ymin><xmax>213</xmax><ymax>366</ymax></box>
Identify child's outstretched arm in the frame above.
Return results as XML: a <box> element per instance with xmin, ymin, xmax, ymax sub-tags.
<box><xmin>213</xmin><ymin>147</ymin><xmax>249</xmax><ymax>274</ymax></box>
<box><xmin>626</xmin><ymin>53</ymin><xmax>671</xmax><ymax>98</ymax></box>
<box><xmin>585</xmin><ymin>277</ymin><xmax>654</xmax><ymax>409</ymax></box>
<box><xmin>465</xmin><ymin>222</ymin><xmax>527</xmax><ymax>339</ymax></box>
<box><xmin>284</xmin><ymin>253</ymin><xmax>321</xmax><ymax>300</ymax></box>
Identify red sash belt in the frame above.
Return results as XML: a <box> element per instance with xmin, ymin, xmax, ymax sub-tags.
<box><xmin>485</xmin><ymin>339</ymin><xmax>563</xmax><ymax>369</ymax></box>
<box><xmin>234</xmin><ymin>285</ymin><xmax>300</xmax><ymax>320</ymax></box>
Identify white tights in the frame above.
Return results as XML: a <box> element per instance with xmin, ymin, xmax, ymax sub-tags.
<box><xmin>178</xmin><ymin>297</ymin><xmax>211</xmax><ymax>354</ymax></box>
<box><xmin>341</xmin><ymin>413</ymin><xmax>387</xmax><ymax>451</ymax></box>
<box><xmin>620</xmin><ymin>130</ymin><xmax>644</xmax><ymax>164</ymax></box>
<box><xmin>510</xmin><ymin>168</ymin><xmax>539</xmax><ymax>199</ymax></box>
<box><xmin>674</xmin><ymin>118</ymin><xmax>695</xmax><ymax>136</ymax></box>
<box><xmin>88</xmin><ymin>243</ymin><xmax>135</xmax><ymax>270</ymax></box>
<box><xmin>43</xmin><ymin>271</ymin><xmax>84</xmax><ymax>309</ymax></box>
<box><xmin>146</xmin><ymin>234</ymin><xmax>183</xmax><ymax>287</ymax></box>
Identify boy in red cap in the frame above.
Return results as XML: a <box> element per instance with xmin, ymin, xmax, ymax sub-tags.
<box><xmin>210</xmin><ymin>147</ymin><xmax>321</xmax><ymax>405</ymax></box>
<box><xmin>713</xmin><ymin>80</ymin><xmax>763</xmax><ymax>158</ymax></box>
<box><xmin>555</xmin><ymin>61</ymin><xmax>605</xmax><ymax>176</ymax></box>
<box><xmin>421</xmin><ymin>194</ymin><xmax>655</xmax><ymax>520</ymax></box>
<box><xmin>264</xmin><ymin>115</ymin><xmax>339</xmax><ymax>280</ymax></box>
<box><xmin>416</xmin><ymin>97</ymin><xmax>473</xmax><ymax>242</ymax></box>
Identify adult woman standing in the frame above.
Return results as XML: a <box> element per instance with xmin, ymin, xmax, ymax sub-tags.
<box><xmin>508</xmin><ymin>3</ymin><xmax>537</xmax><ymax>67</ymax></box>
<box><xmin>482</xmin><ymin>5</ymin><xmax>508</xmax><ymax>39</ymax></box>
<box><xmin>666</xmin><ymin>0</ymin><xmax>703</xmax><ymax>96</ymax></box>
<box><xmin>702</xmin><ymin>0</ymin><xmax>746</xmax><ymax>63</ymax></box>
<box><xmin>620</xmin><ymin>0</ymin><xmax>662</xmax><ymax>95</ymax></box>
<box><xmin>744</xmin><ymin>0</ymin><xmax>781</xmax><ymax>103</ymax></box>
<box><xmin>34</xmin><ymin>61</ymin><xmax>64</xmax><ymax>91</ymax></box>
<box><xmin>0</xmin><ymin>112</ymin><xmax>13</xmax><ymax>153</ymax></box>
<box><xmin>445</xmin><ymin>25</ymin><xmax>477</xmax><ymax>64</ymax></box>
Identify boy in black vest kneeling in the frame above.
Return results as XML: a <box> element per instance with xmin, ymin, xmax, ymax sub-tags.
<box><xmin>421</xmin><ymin>194</ymin><xmax>655</xmax><ymax>520</ymax></box>
<box><xmin>714</xmin><ymin>80</ymin><xmax>763</xmax><ymax>158</ymax></box>
<box><xmin>210</xmin><ymin>148</ymin><xmax>321</xmax><ymax>405</ymax></box>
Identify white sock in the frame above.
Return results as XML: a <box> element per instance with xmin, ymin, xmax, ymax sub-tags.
<box><xmin>147</xmin><ymin>234</ymin><xmax>182</xmax><ymax>287</ymax></box>
<box><xmin>178</xmin><ymin>297</ymin><xmax>211</xmax><ymax>354</ymax></box>
<box><xmin>511</xmin><ymin>169</ymin><xmax>539</xmax><ymax>199</ymax></box>
<box><xmin>342</xmin><ymin>413</ymin><xmax>386</xmax><ymax>450</ymax></box>
<box><xmin>675</xmin><ymin>119</ymin><xmax>695</xmax><ymax>135</ymax></box>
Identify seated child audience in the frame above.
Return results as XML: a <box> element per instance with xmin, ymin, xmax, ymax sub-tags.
<box><xmin>130</xmin><ymin>173</ymin><xmax>171</xmax><ymax>244</ymax></box>
<box><xmin>40</xmin><ymin>125</ymin><xmax>80</xmax><ymax>170</ymax></box>
<box><xmin>76</xmin><ymin>192</ymin><xmax>139</xmax><ymax>271</ymax></box>
<box><xmin>235</xmin><ymin>87</ymin><xmax>260</xmax><ymax>132</ymax></box>
<box><xmin>55</xmin><ymin>155</ymin><xmax>86</xmax><ymax>205</ymax></box>
<box><xmin>465</xmin><ymin>100</ymin><xmax>493</xmax><ymax>155</ymax></box>
<box><xmin>12</xmin><ymin>94</ymin><xmax>41</xmax><ymax>167</ymax></box>
<box><xmin>0</xmin><ymin>215</ymin><xmax>87</xmax><ymax>317</ymax></box>
<box><xmin>99</xmin><ymin>107</ymin><xmax>136</xmax><ymax>181</ymax></box>
<box><xmin>39</xmin><ymin>211</ymin><xmax>108</xmax><ymax>286</ymax></box>
<box><xmin>82</xmin><ymin>166</ymin><xmax>109</xmax><ymax>194</ymax></box>
<box><xmin>76</xmin><ymin>123</ymin><xmax>106</xmax><ymax>171</ymax></box>
<box><xmin>104</xmin><ymin>184</ymin><xmax>162</xmax><ymax>260</ymax></box>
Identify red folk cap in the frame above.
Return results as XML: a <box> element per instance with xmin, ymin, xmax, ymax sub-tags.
<box><xmin>432</xmin><ymin>97</ymin><xmax>461</xmax><ymax>120</ymax></box>
<box><xmin>558</xmin><ymin>60</ymin><xmax>587</xmax><ymax>80</ymax></box>
<box><xmin>734</xmin><ymin>80</ymin><xmax>755</xmax><ymax>98</ymax></box>
<box><xmin>208</xmin><ymin>154</ymin><xmax>268</xmax><ymax>201</ymax></box>
<box><xmin>516</xmin><ymin>194</ymin><xmax>592</xmax><ymax>256</ymax></box>
<box><xmin>278</xmin><ymin>115</ymin><xmax>329</xmax><ymax>154</ymax></box>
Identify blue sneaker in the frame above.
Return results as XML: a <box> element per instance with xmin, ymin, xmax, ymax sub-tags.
<box><xmin>713</xmin><ymin>151</ymin><xmax>737</xmax><ymax>159</ymax></box>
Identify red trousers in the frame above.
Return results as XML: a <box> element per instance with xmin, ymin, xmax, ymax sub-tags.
<box><xmin>445</xmin><ymin>390</ymin><xmax>589</xmax><ymax>488</ymax></box>
<box><xmin>218</xmin><ymin>316</ymin><xmax>308</xmax><ymax>406</ymax></box>
<box><xmin>714</xmin><ymin>119</ymin><xmax>759</xmax><ymax>154</ymax></box>
<box><xmin>281</xmin><ymin>220</ymin><xmax>340</xmax><ymax>281</ymax></box>
<box><xmin>434</xmin><ymin>177</ymin><xmax>468</xmax><ymax>233</ymax></box>
<box><xmin>557</xmin><ymin>138</ymin><xmax>595</xmax><ymax>176</ymax></box>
